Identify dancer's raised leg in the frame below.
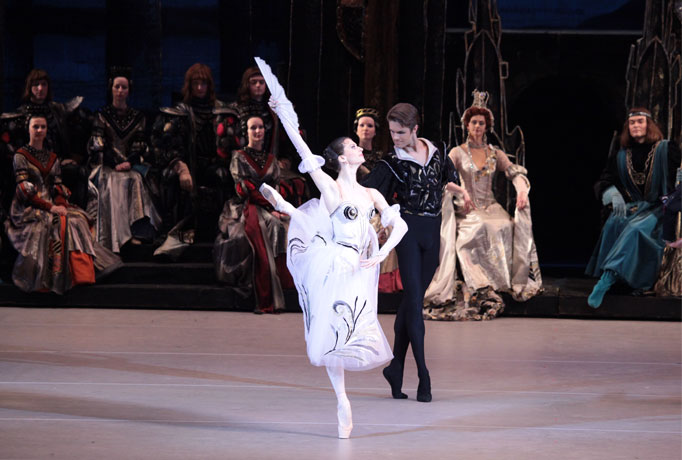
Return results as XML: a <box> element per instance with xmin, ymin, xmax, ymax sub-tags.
<box><xmin>326</xmin><ymin>365</ymin><xmax>352</xmax><ymax>439</ymax></box>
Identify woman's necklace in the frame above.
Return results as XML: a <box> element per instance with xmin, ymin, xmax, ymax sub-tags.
<box><xmin>467</xmin><ymin>138</ymin><xmax>486</xmax><ymax>149</ymax></box>
<box><xmin>465</xmin><ymin>141</ymin><xmax>495</xmax><ymax>181</ymax></box>
<box><xmin>25</xmin><ymin>145</ymin><xmax>50</xmax><ymax>165</ymax></box>
<box><xmin>246</xmin><ymin>146</ymin><xmax>268</xmax><ymax>168</ymax></box>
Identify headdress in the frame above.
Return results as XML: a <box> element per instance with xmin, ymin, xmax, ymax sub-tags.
<box><xmin>354</xmin><ymin>107</ymin><xmax>380</xmax><ymax>130</ymax></box>
<box><xmin>24</xmin><ymin>105</ymin><xmax>50</xmax><ymax>129</ymax></box>
<box><xmin>627</xmin><ymin>110</ymin><xmax>652</xmax><ymax>119</ymax></box>
<box><xmin>108</xmin><ymin>66</ymin><xmax>133</xmax><ymax>83</ymax></box>
<box><xmin>355</xmin><ymin>107</ymin><xmax>379</xmax><ymax>121</ymax></box>
<box><xmin>461</xmin><ymin>89</ymin><xmax>495</xmax><ymax>130</ymax></box>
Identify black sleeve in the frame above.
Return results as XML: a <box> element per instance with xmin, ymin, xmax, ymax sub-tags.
<box><xmin>443</xmin><ymin>153</ymin><xmax>459</xmax><ymax>186</ymax></box>
<box><xmin>361</xmin><ymin>160</ymin><xmax>397</xmax><ymax>202</ymax></box>
<box><xmin>593</xmin><ymin>150</ymin><xmax>622</xmax><ymax>202</ymax></box>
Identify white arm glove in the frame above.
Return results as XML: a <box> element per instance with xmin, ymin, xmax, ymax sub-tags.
<box><xmin>375</xmin><ymin>204</ymin><xmax>407</xmax><ymax>259</ymax></box>
<box><xmin>255</xmin><ymin>57</ymin><xmax>323</xmax><ymax>173</ymax></box>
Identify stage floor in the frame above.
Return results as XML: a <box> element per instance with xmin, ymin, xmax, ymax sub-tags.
<box><xmin>0</xmin><ymin>307</ymin><xmax>680</xmax><ymax>460</ymax></box>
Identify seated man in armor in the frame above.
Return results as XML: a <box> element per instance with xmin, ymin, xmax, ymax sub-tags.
<box><xmin>151</xmin><ymin>63</ymin><xmax>231</xmax><ymax>257</ymax></box>
<box><xmin>217</xmin><ymin>66</ymin><xmax>308</xmax><ymax>206</ymax></box>
<box><xmin>1</xmin><ymin>69</ymin><xmax>92</xmax><ymax>210</ymax></box>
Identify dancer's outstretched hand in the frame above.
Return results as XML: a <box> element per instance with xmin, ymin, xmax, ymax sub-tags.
<box><xmin>360</xmin><ymin>252</ymin><xmax>387</xmax><ymax>268</ymax></box>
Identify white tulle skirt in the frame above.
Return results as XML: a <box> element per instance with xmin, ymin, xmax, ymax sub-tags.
<box><xmin>286</xmin><ymin>197</ymin><xmax>393</xmax><ymax>371</ymax></box>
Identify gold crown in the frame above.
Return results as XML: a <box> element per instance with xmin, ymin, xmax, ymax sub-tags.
<box><xmin>355</xmin><ymin>107</ymin><xmax>380</xmax><ymax>120</ymax></box>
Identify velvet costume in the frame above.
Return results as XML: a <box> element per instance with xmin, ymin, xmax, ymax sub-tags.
<box><xmin>587</xmin><ymin>140</ymin><xmax>680</xmax><ymax>290</ymax></box>
<box><xmin>362</xmin><ymin>138</ymin><xmax>458</xmax><ymax>385</ymax></box>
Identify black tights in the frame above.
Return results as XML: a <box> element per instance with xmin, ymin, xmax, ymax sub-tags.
<box><xmin>388</xmin><ymin>213</ymin><xmax>441</xmax><ymax>379</ymax></box>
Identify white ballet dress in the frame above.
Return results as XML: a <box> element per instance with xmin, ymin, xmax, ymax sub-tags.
<box><xmin>287</xmin><ymin>196</ymin><xmax>393</xmax><ymax>371</ymax></box>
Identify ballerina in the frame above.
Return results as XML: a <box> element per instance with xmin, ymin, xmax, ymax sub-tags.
<box><xmin>255</xmin><ymin>57</ymin><xmax>407</xmax><ymax>439</ymax></box>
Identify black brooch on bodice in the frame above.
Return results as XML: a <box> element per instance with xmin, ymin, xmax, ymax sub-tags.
<box><xmin>343</xmin><ymin>205</ymin><xmax>358</xmax><ymax>220</ymax></box>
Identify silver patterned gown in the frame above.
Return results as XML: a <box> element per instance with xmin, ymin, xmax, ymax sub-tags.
<box><xmin>5</xmin><ymin>147</ymin><xmax>122</xmax><ymax>294</ymax></box>
<box><xmin>287</xmin><ymin>196</ymin><xmax>393</xmax><ymax>370</ymax></box>
<box><xmin>425</xmin><ymin>145</ymin><xmax>542</xmax><ymax>320</ymax></box>
<box><xmin>214</xmin><ymin>148</ymin><xmax>289</xmax><ymax>312</ymax></box>
<box><xmin>87</xmin><ymin>106</ymin><xmax>161</xmax><ymax>253</ymax></box>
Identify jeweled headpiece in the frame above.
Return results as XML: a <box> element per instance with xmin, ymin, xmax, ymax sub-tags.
<box><xmin>355</xmin><ymin>107</ymin><xmax>380</xmax><ymax>121</ymax></box>
<box><xmin>109</xmin><ymin>66</ymin><xmax>133</xmax><ymax>83</ymax></box>
<box><xmin>627</xmin><ymin>110</ymin><xmax>652</xmax><ymax>119</ymax></box>
<box><xmin>354</xmin><ymin>107</ymin><xmax>380</xmax><ymax>130</ymax></box>
<box><xmin>24</xmin><ymin>105</ymin><xmax>51</xmax><ymax>129</ymax></box>
<box><xmin>471</xmin><ymin>90</ymin><xmax>489</xmax><ymax>110</ymax></box>
<box><xmin>461</xmin><ymin>89</ymin><xmax>495</xmax><ymax>130</ymax></box>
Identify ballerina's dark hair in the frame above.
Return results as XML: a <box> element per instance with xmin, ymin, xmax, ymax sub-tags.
<box><xmin>322</xmin><ymin>137</ymin><xmax>349</xmax><ymax>172</ymax></box>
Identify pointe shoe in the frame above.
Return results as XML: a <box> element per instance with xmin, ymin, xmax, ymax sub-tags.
<box><xmin>383</xmin><ymin>365</ymin><xmax>408</xmax><ymax>399</ymax></box>
<box><xmin>417</xmin><ymin>374</ymin><xmax>432</xmax><ymax>403</ymax></box>
<box><xmin>337</xmin><ymin>398</ymin><xmax>353</xmax><ymax>439</ymax></box>
<box><xmin>259</xmin><ymin>183</ymin><xmax>296</xmax><ymax>214</ymax></box>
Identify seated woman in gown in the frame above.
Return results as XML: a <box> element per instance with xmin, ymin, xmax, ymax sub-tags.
<box><xmin>87</xmin><ymin>67</ymin><xmax>161</xmax><ymax>253</ymax></box>
<box><xmin>586</xmin><ymin>107</ymin><xmax>680</xmax><ymax>307</ymax></box>
<box><xmin>5</xmin><ymin>114</ymin><xmax>121</xmax><ymax>294</ymax></box>
<box><xmin>424</xmin><ymin>91</ymin><xmax>542</xmax><ymax>320</ymax></box>
<box><xmin>214</xmin><ymin>115</ymin><xmax>292</xmax><ymax>314</ymax></box>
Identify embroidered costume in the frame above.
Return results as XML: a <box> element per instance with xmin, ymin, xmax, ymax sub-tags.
<box><xmin>214</xmin><ymin>147</ymin><xmax>291</xmax><ymax>313</ymax></box>
<box><xmin>88</xmin><ymin>105</ymin><xmax>161</xmax><ymax>252</ymax></box>
<box><xmin>587</xmin><ymin>139</ymin><xmax>680</xmax><ymax>295</ymax></box>
<box><xmin>285</xmin><ymin>196</ymin><xmax>393</xmax><ymax>370</ymax></box>
<box><xmin>5</xmin><ymin>146</ymin><xmax>121</xmax><ymax>294</ymax></box>
<box><xmin>424</xmin><ymin>144</ymin><xmax>542</xmax><ymax>321</ymax></box>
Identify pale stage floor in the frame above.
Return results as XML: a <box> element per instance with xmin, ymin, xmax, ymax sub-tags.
<box><xmin>0</xmin><ymin>307</ymin><xmax>680</xmax><ymax>460</ymax></box>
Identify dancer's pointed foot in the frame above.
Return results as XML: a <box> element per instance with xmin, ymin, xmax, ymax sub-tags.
<box><xmin>383</xmin><ymin>365</ymin><xmax>407</xmax><ymax>399</ymax></box>
<box><xmin>337</xmin><ymin>397</ymin><xmax>353</xmax><ymax>439</ymax></box>
<box><xmin>259</xmin><ymin>183</ymin><xmax>295</xmax><ymax>214</ymax></box>
<box><xmin>417</xmin><ymin>374</ymin><xmax>432</xmax><ymax>403</ymax></box>
<box><xmin>588</xmin><ymin>270</ymin><xmax>618</xmax><ymax>308</ymax></box>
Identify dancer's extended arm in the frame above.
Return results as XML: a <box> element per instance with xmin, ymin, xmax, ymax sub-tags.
<box><xmin>360</xmin><ymin>188</ymin><xmax>408</xmax><ymax>268</ymax></box>
<box><xmin>254</xmin><ymin>57</ymin><xmax>339</xmax><ymax>210</ymax></box>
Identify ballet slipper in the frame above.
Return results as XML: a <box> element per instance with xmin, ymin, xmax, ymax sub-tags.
<box><xmin>383</xmin><ymin>365</ymin><xmax>407</xmax><ymax>399</ymax></box>
<box><xmin>337</xmin><ymin>396</ymin><xmax>353</xmax><ymax>439</ymax></box>
<box><xmin>416</xmin><ymin>373</ymin><xmax>432</xmax><ymax>403</ymax></box>
<box><xmin>259</xmin><ymin>183</ymin><xmax>296</xmax><ymax>214</ymax></box>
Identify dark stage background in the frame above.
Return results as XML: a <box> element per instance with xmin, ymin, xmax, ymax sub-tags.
<box><xmin>0</xmin><ymin>0</ymin><xmax>665</xmax><ymax>272</ymax></box>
